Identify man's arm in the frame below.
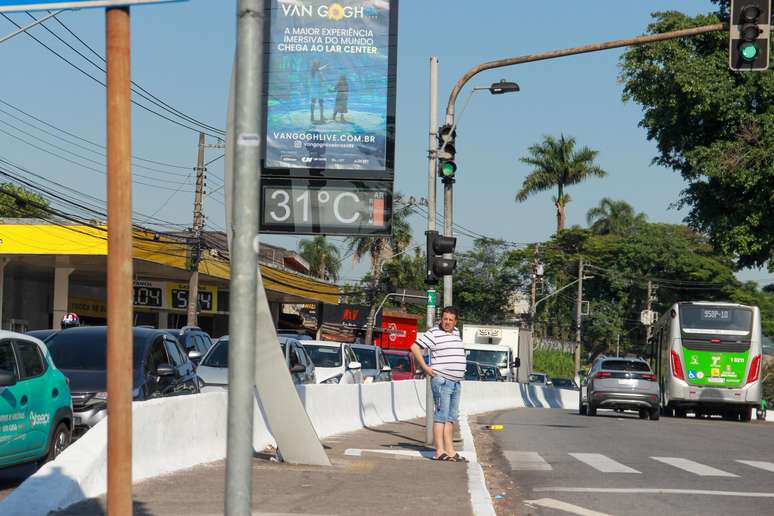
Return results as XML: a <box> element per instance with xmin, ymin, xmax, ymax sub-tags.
<box><xmin>410</xmin><ymin>343</ymin><xmax>433</xmax><ymax>377</ymax></box>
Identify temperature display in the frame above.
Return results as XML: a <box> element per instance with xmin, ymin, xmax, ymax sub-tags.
<box><xmin>261</xmin><ymin>178</ymin><xmax>392</xmax><ymax>236</ymax></box>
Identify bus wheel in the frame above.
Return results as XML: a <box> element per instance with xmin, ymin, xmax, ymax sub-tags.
<box><xmin>661</xmin><ymin>404</ymin><xmax>674</xmax><ymax>417</ymax></box>
<box><xmin>740</xmin><ymin>407</ymin><xmax>752</xmax><ymax>422</ymax></box>
<box><xmin>650</xmin><ymin>408</ymin><xmax>660</xmax><ymax>421</ymax></box>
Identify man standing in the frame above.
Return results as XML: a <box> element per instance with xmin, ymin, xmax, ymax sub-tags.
<box><xmin>410</xmin><ymin>306</ymin><xmax>467</xmax><ymax>462</ymax></box>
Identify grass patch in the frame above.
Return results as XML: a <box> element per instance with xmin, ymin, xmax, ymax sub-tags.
<box><xmin>533</xmin><ymin>349</ymin><xmax>575</xmax><ymax>379</ymax></box>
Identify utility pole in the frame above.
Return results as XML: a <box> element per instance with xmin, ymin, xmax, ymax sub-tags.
<box><xmin>575</xmin><ymin>257</ymin><xmax>584</xmax><ymax>374</ymax></box>
<box><xmin>645</xmin><ymin>280</ymin><xmax>653</xmax><ymax>343</ymax></box>
<box><xmin>424</xmin><ymin>56</ymin><xmax>438</xmax><ymax>446</ymax></box>
<box><xmin>529</xmin><ymin>243</ymin><xmax>540</xmax><ymax>331</ymax></box>
<box><xmin>187</xmin><ymin>132</ymin><xmax>206</xmax><ymax>327</ymax></box>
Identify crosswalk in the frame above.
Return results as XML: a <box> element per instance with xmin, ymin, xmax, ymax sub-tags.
<box><xmin>505</xmin><ymin>452</ymin><xmax>774</xmax><ymax>478</ymax></box>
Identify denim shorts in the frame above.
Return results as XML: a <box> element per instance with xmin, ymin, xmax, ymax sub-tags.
<box><xmin>431</xmin><ymin>375</ymin><xmax>461</xmax><ymax>423</ymax></box>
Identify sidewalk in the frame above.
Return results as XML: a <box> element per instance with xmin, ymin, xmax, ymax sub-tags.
<box><xmin>53</xmin><ymin>418</ymin><xmax>474</xmax><ymax>515</ymax></box>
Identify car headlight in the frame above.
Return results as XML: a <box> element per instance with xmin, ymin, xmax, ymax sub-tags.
<box><xmin>94</xmin><ymin>391</ymin><xmax>108</xmax><ymax>401</ymax></box>
<box><xmin>322</xmin><ymin>374</ymin><xmax>342</xmax><ymax>384</ymax></box>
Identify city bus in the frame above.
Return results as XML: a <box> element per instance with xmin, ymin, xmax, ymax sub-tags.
<box><xmin>650</xmin><ymin>302</ymin><xmax>763</xmax><ymax>421</ymax></box>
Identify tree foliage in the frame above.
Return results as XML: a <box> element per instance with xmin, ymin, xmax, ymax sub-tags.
<box><xmin>586</xmin><ymin>198</ymin><xmax>647</xmax><ymax>235</ymax></box>
<box><xmin>0</xmin><ymin>183</ymin><xmax>49</xmax><ymax>219</ymax></box>
<box><xmin>516</xmin><ymin>134</ymin><xmax>607</xmax><ymax>233</ymax></box>
<box><xmin>298</xmin><ymin>236</ymin><xmax>341</xmax><ymax>281</ymax></box>
<box><xmin>619</xmin><ymin>7</ymin><xmax>774</xmax><ymax>270</ymax></box>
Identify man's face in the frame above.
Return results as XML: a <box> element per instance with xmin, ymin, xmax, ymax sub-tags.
<box><xmin>440</xmin><ymin>312</ymin><xmax>457</xmax><ymax>332</ymax></box>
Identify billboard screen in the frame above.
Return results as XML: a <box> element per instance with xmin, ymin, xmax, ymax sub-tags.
<box><xmin>265</xmin><ymin>0</ymin><xmax>396</xmax><ymax>177</ymax></box>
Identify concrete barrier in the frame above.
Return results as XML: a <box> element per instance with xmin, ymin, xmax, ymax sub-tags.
<box><xmin>0</xmin><ymin>381</ymin><xmax>575</xmax><ymax>515</ymax></box>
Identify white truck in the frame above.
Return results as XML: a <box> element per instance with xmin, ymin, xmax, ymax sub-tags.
<box><xmin>461</xmin><ymin>324</ymin><xmax>529</xmax><ymax>382</ymax></box>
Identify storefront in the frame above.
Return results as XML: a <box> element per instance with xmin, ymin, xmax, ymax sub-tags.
<box><xmin>0</xmin><ymin>220</ymin><xmax>340</xmax><ymax>336</ymax></box>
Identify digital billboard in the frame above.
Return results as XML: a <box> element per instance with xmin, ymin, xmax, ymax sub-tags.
<box><xmin>264</xmin><ymin>0</ymin><xmax>396</xmax><ymax>177</ymax></box>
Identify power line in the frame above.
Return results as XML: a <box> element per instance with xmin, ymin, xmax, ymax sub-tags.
<box><xmin>0</xmin><ymin>13</ymin><xmax>224</xmax><ymax>139</ymax></box>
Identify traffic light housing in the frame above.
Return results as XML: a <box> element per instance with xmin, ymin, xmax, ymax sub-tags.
<box><xmin>425</xmin><ymin>230</ymin><xmax>456</xmax><ymax>284</ymax></box>
<box><xmin>729</xmin><ymin>0</ymin><xmax>771</xmax><ymax>71</ymax></box>
<box><xmin>437</xmin><ymin>124</ymin><xmax>457</xmax><ymax>181</ymax></box>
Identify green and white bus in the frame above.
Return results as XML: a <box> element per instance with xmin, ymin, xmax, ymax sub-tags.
<box><xmin>650</xmin><ymin>302</ymin><xmax>763</xmax><ymax>421</ymax></box>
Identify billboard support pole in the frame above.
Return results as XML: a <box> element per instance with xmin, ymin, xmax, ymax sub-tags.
<box><xmin>105</xmin><ymin>6</ymin><xmax>133</xmax><ymax>516</ymax></box>
<box><xmin>425</xmin><ymin>56</ymin><xmax>438</xmax><ymax>446</ymax></box>
<box><xmin>226</xmin><ymin>0</ymin><xmax>262</xmax><ymax>513</ymax></box>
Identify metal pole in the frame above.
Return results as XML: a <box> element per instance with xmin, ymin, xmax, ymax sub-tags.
<box><xmin>529</xmin><ymin>243</ymin><xmax>540</xmax><ymax>331</ymax></box>
<box><xmin>442</xmin><ymin>178</ymin><xmax>453</xmax><ymax>307</ymax></box>
<box><xmin>645</xmin><ymin>280</ymin><xmax>653</xmax><ymax>344</ymax></box>
<box><xmin>575</xmin><ymin>257</ymin><xmax>584</xmax><ymax>374</ymax></box>
<box><xmin>105</xmin><ymin>7</ymin><xmax>132</xmax><ymax>516</ymax></box>
<box><xmin>226</xmin><ymin>0</ymin><xmax>261</xmax><ymax>513</ymax></box>
<box><xmin>187</xmin><ymin>132</ymin><xmax>206</xmax><ymax>327</ymax></box>
<box><xmin>425</xmin><ymin>56</ymin><xmax>438</xmax><ymax>446</ymax></box>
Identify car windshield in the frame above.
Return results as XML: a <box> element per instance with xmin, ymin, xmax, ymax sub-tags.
<box><xmin>351</xmin><ymin>347</ymin><xmax>376</xmax><ymax>369</ymax></box>
<box><xmin>480</xmin><ymin>366</ymin><xmax>498</xmax><ymax>379</ymax></box>
<box><xmin>47</xmin><ymin>331</ymin><xmax>146</xmax><ymax>370</ymax></box>
<box><xmin>386</xmin><ymin>354</ymin><xmax>411</xmax><ymax>372</ymax></box>
<box><xmin>601</xmin><ymin>360</ymin><xmax>650</xmax><ymax>372</ymax></box>
<box><xmin>202</xmin><ymin>340</ymin><xmax>229</xmax><ymax>368</ymax></box>
<box><xmin>465</xmin><ymin>349</ymin><xmax>508</xmax><ymax>368</ymax></box>
<box><xmin>304</xmin><ymin>345</ymin><xmax>342</xmax><ymax>367</ymax></box>
<box><xmin>529</xmin><ymin>373</ymin><xmax>546</xmax><ymax>383</ymax></box>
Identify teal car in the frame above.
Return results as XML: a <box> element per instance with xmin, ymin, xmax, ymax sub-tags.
<box><xmin>0</xmin><ymin>331</ymin><xmax>72</xmax><ymax>468</ymax></box>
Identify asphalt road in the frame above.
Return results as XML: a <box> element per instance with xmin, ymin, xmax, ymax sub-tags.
<box><xmin>475</xmin><ymin>407</ymin><xmax>774</xmax><ymax>516</ymax></box>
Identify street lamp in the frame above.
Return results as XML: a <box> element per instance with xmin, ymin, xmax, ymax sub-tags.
<box><xmin>489</xmin><ymin>79</ymin><xmax>520</xmax><ymax>95</ymax></box>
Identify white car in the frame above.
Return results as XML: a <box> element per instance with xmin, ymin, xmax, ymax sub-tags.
<box><xmin>301</xmin><ymin>340</ymin><xmax>364</xmax><ymax>384</ymax></box>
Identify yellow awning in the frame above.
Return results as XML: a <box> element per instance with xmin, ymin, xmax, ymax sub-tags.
<box><xmin>0</xmin><ymin>223</ymin><xmax>340</xmax><ymax>304</ymax></box>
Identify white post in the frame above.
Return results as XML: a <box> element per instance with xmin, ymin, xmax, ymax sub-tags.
<box><xmin>52</xmin><ymin>266</ymin><xmax>75</xmax><ymax>330</ymax></box>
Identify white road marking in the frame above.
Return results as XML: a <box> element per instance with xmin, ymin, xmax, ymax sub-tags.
<box><xmin>504</xmin><ymin>451</ymin><xmax>552</xmax><ymax>471</ymax></box>
<box><xmin>651</xmin><ymin>457</ymin><xmax>738</xmax><ymax>477</ymax></box>
<box><xmin>533</xmin><ymin>487</ymin><xmax>774</xmax><ymax>498</ymax></box>
<box><xmin>343</xmin><ymin>448</ymin><xmax>473</xmax><ymax>461</ymax></box>
<box><xmin>459</xmin><ymin>415</ymin><xmax>496</xmax><ymax>516</ymax></box>
<box><xmin>525</xmin><ymin>498</ymin><xmax>612</xmax><ymax>516</ymax></box>
<box><xmin>569</xmin><ymin>453</ymin><xmax>640</xmax><ymax>474</ymax></box>
<box><xmin>737</xmin><ymin>460</ymin><xmax>774</xmax><ymax>472</ymax></box>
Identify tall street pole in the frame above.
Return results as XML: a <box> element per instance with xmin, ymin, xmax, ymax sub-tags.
<box><xmin>425</xmin><ymin>56</ymin><xmax>438</xmax><ymax>446</ymax></box>
<box><xmin>105</xmin><ymin>6</ymin><xmax>132</xmax><ymax>515</ymax></box>
<box><xmin>187</xmin><ymin>132</ymin><xmax>206</xmax><ymax>327</ymax></box>
<box><xmin>575</xmin><ymin>257</ymin><xmax>584</xmax><ymax>374</ymax></box>
<box><xmin>226</xmin><ymin>0</ymin><xmax>261</xmax><ymax>513</ymax></box>
<box><xmin>645</xmin><ymin>280</ymin><xmax>653</xmax><ymax>344</ymax></box>
<box><xmin>442</xmin><ymin>177</ymin><xmax>453</xmax><ymax>308</ymax></box>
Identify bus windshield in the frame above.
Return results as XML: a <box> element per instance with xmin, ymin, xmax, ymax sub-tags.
<box><xmin>465</xmin><ymin>349</ymin><xmax>509</xmax><ymax>368</ymax></box>
<box><xmin>680</xmin><ymin>305</ymin><xmax>752</xmax><ymax>334</ymax></box>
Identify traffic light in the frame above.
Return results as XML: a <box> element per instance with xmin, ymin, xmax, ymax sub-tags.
<box><xmin>729</xmin><ymin>0</ymin><xmax>771</xmax><ymax>71</ymax></box>
<box><xmin>425</xmin><ymin>230</ymin><xmax>457</xmax><ymax>284</ymax></box>
<box><xmin>437</xmin><ymin>124</ymin><xmax>457</xmax><ymax>181</ymax></box>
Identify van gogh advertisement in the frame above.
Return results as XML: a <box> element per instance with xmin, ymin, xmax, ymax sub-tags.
<box><xmin>265</xmin><ymin>0</ymin><xmax>393</xmax><ymax>172</ymax></box>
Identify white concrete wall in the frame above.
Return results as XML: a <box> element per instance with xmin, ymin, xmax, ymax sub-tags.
<box><xmin>0</xmin><ymin>382</ymin><xmax>576</xmax><ymax>516</ymax></box>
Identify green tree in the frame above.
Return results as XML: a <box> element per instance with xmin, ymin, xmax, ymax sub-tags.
<box><xmin>453</xmin><ymin>238</ymin><xmax>525</xmax><ymax>324</ymax></box>
<box><xmin>298</xmin><ymin>235</ymin><xmax>341</xmax><ymax>282</ymax></box>
<box><xmin>586</xmin><ymin>198</ymin><xmax>647</xmax><ymax>235</ymax></box>
<box><xmin>619</xmin><ymin>5</ymin><xmax>774</xmax><ymax>270</ymax></box>
<box><xmin>516</xmin><ymin>134</ymin><xmax>607</xmax><ymax>233</ymax></box>
<box><xmin>0</xmin><ymin>183</ymin><xmax>49</xmax><ymax>218</ymax></box>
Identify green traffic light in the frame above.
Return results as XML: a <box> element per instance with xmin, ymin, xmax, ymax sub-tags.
<box><xmin>440</xmin><ymin>161</ymin><xmax>456</xmax><ymax>177</ymax></box>
<box><xmin>740</xmin><ymin>42</ymin><xmax>759</xmax><ymax>61</ymax></box>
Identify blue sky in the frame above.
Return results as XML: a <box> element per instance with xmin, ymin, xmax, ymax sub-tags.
<box><xmin>0</xmin><ymin>0</ymin><xmax>770</xmax><ymax>286</ymax></box>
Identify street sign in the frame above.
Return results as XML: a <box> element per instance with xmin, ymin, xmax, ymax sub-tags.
<box><xmin>0</xmin><ymin>0</ymin><xmax>184</xmax><ymax>12</ymax></box>
<box><xmin>260</xmin><ymin>177</ymin><xmax>391</xmax><ymax>235</ymax></box>
<box><xmin>427</xmin><ymin>290</ymin><xmax>437</xmax><ymax>307</ymax></box>
<box><xmin>640</xmin><ymin>309</ymin><xmax>657</xmax><ymax>326</ymax></box>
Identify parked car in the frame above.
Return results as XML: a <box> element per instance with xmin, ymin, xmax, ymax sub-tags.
<box><xmin>278</xmin><ymin>330</ymin><xmax>315</xmax><ymax>341</ymax></box>
<box><xmin>301</xmin><ymin>340</ymin><xmax>363</xmax><ymax>384</ymax></box>
<box><xmin>464</xmin><ymin>361</ymin><xmax>483</xmax><ymax>381</ymax></box>
<box><xmin>528</xmin><ymin>372</ymin><xmax>552</xmax><ymax>386</ymax></box>
<box><xmin>383</xmin><ymin>349</ymin><xmax>423</xmax><ymax>381</ymax></box>
<box><xmin>551</xmin><ymin>377</ymin><xmax>579</xmax><ymax>390</ymax></box>
<box><xmin>350</xmin><ymin>343</ymin><xmax>392</xmax><ymax>383</ymax></box>
<box><xmin>163</xmin><ymin>326</ymin><xmax>213</xmax><ymax>365</ymax></box>
<box><xmin>479</xmin><ymin>364</ymin><xmax>506</xmax><ymax>382</ymax></box>
<box><xmin>196</xmin><ymin>336</ymin><xmax>316</xmax><ymax>391</ymax></box>
<box><xmin>579</xmin><ymin>356</ymin><xmax>660</xmax><ymax>420</ymax></box>
<box><xmin>25</xmin><ymin>329</ymin><xmax>59</xmax><ymax>343</ymax></box>
<box><xmin>0</xmin><ymin>331</ymin><xmax>72</xmax><ymax>468</ymax></box>
<box><xmin>46</xmin><ymin>327</ymin><xmax>199</xmax><ymax>431</ymax></box>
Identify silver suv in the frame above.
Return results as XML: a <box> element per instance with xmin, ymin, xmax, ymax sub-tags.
<box><xmin>579</xmin><ymin>356</ymin><xmax>660</xmax><ymax>420</ymax></box>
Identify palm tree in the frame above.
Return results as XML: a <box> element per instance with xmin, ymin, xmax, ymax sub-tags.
<box><xmin>298</xmin><ymin>236</ymin><xmax>341</xmax><ymax>281</ymax></box>
<box><xmin>586</xmin><ymin>198</ymin><xmax>647</xmax><ymax>235</ymax></box>
<box><xmin>516</xmin><ymin>134</ymin><xmax>607</xmax><ymax>233</ymax></box>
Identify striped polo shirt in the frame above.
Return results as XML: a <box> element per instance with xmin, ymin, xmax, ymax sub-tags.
<box><xmin>415</xmin><ymin>325</ymin><xmax>466</xmax><ymax>382</ymax></box>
